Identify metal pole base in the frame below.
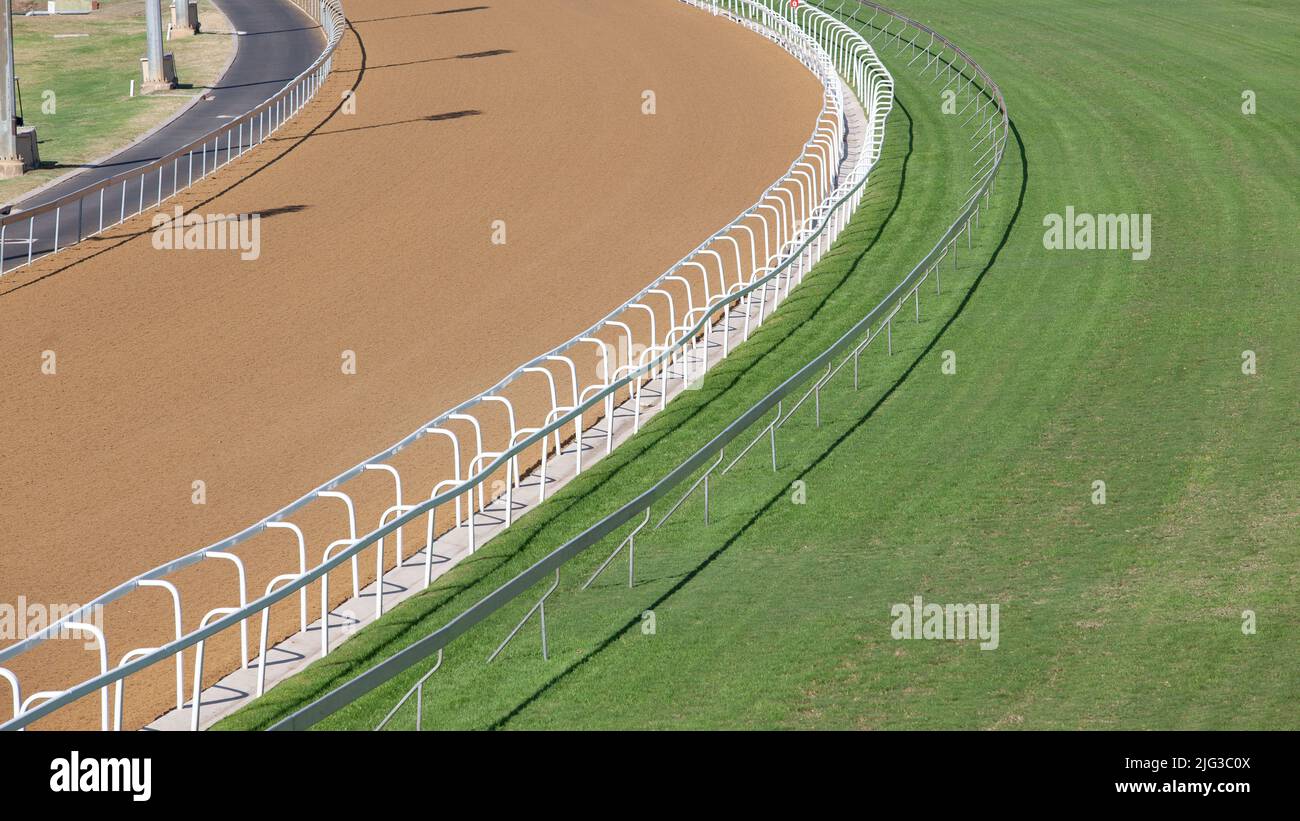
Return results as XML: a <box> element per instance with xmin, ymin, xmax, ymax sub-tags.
<box><xmin>0</xmin><ymin>157</ymin><xmax>24</xmax><ymax>179</ymax></box>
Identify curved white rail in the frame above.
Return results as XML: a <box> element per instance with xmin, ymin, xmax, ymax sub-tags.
<box><xmin>0</xmin><ymin>0</ymin><xmax>893</xmax><ymax>731</ymax></box>
<box><xmin>283</xmin><ymin>0</ymin><xmax>1012</xmax><ymax>732</ymax></box>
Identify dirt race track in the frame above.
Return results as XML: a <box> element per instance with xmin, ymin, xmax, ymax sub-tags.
<box><xmin>0</xmin><ymin>0</ymin><xmax>821</xmax><ymax>729</ymax></box>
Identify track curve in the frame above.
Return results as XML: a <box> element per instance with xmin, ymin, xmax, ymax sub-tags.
<box><xmin>0</xmin><ymin>0</ymin><xmax>823</xmax><ymax>729</ymax></box>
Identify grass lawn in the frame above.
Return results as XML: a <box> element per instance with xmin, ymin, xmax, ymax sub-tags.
<box><xmin>0</xmin><ymin>0</ymin><xmax>235</xmax><ymax>203</ymax></box>
<box><xmin>219</xmin><ymin>0</ymin><xmax>1298</xmax><ymax>731</ymax></box>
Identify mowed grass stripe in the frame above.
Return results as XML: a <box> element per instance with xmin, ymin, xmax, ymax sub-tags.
<box><xmin>477</xmin><ymin>0</ymin><xmax>1297</xmax><ymax>730</ymax></box>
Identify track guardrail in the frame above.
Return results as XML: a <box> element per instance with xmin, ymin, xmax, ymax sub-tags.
<box><xmin>269</xmin><ymin>0</ymin><xmax>1011</xmax><ymax>732</ymax></box>
<box><xmin>0</xmin><ymin>0</ymin><xmax>890</xmax><ymax>730</ymax></box>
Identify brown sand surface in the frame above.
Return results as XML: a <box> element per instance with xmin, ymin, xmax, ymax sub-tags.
<box><xmin>0</xmin><ymin>0</ymin><xmax>821</xmax><ymax>729</ymax></box>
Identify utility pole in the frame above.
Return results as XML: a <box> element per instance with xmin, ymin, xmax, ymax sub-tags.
<box><xmin>142</xmin><ymin>0</ymin><xmax>176</xmax><ymax>92</ymax></box>
<box><xmin>0</xmin><ymin>0</ymin><xmax>23</xmax><ymax>178</ymax></box>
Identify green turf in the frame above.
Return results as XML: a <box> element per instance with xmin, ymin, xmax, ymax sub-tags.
<box><xmin>0</xmin><ymin>0</ymin><xmax>234</xmax><ymax>202</ymax></box>
<box><xmin>218</xmin><ymin>0</ymin><xmax>1298</xmax><ymax>731</ymax></box>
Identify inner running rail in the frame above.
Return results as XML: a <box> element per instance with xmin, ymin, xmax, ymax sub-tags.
<box><xmin>269</xmin><ymin>0</ymin><xmax>1010</xmax><ymax>731</ymax></box>
<box><xmin>0</xmin><ymin>0</ymin><xmax>888</xmax><ymax>730</ymax></box>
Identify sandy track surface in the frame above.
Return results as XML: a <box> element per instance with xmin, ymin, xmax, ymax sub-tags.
<box><xmin>0</xmin><ymin>0</ymin><xmax>821</xmax><ymax>729</ymax></box>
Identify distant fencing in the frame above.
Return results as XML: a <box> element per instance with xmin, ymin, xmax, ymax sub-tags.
<box><xmin>0</xmin><ymin>0</ymin><xmax>890</xmax><ymax>730</ymax></box>
<box><xmin>0</xmin><ymin>0</ymin><xmax>346</xmax><ymax>275</ymax></box>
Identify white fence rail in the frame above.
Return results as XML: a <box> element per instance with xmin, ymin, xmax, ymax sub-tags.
<box><xmin>0</xmin><ymin>0</ymin><xmax>346</xmax><ymax>276</ymax></box>
<box><xmin>273</xmin><ymin>0</ymin><xmax>1011</xmax><ymax>732</ymax></box>
<box><xmin>0</xmin><ymin>0</ymin><xmax>891</xmax><ymax>730</ymax></box>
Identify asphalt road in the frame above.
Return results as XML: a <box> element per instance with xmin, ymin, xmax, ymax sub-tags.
<box><xmin>2</xmin><ymin>0</ymin><xmax>324</xmax><ymax>269</ymax></box>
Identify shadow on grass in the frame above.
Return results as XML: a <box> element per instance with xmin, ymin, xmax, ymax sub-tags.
<box><xmin>223</xmin><ymin>98</ymin><xmax>921</xmax><ymax>730</ymax></box>
<box><xmin>487</xmin><ymin>118</ymin><xmax>1027</xmax><ymax>729</ymax></box>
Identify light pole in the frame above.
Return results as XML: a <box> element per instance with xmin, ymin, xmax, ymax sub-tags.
<box><xmin>0</xmin><ymin>0</ymin><xmax>23</xmax><ymax>178</ymax></box>
<box><xmin>142</xmin><ymin>0</ymin><xmax>176</xmax><ymax>92</ymax></box>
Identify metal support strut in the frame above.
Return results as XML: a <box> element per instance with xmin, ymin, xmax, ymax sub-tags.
<box><xmin>487</xmin><ymin>569</ymin><xmax>560</xmax><ymax>663</ymax></box>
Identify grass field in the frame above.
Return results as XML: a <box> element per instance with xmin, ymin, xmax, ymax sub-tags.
<box><xmin>0</xmin><ymin>0</ymin><xmax>234</xmax><ymax>203</ymax></box>
<box><xmin>219</xmin><ymin>0</ymin><xmax>1298</xmax><ymax>731</ymax></box>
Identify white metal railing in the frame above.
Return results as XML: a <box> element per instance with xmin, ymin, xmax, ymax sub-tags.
<box><xmin>281</xmin><ymin>0</ymin><xmax>1011</xmax><ymax>732</ymax></box>
<box><xmin>0</xmin><ymin>0</ymin><xmax>346</xmax><ymax>275</ymax></box>
<box><xmin>0</xmin><ymin>0</ymin><xmax>892</xmax><ymax>731</ymax></box>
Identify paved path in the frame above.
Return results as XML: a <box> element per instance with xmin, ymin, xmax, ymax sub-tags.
<box><xmin>2</xmin><ymin>0</ymin><xmax>324</xmax><ymax>269</ymax></box>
